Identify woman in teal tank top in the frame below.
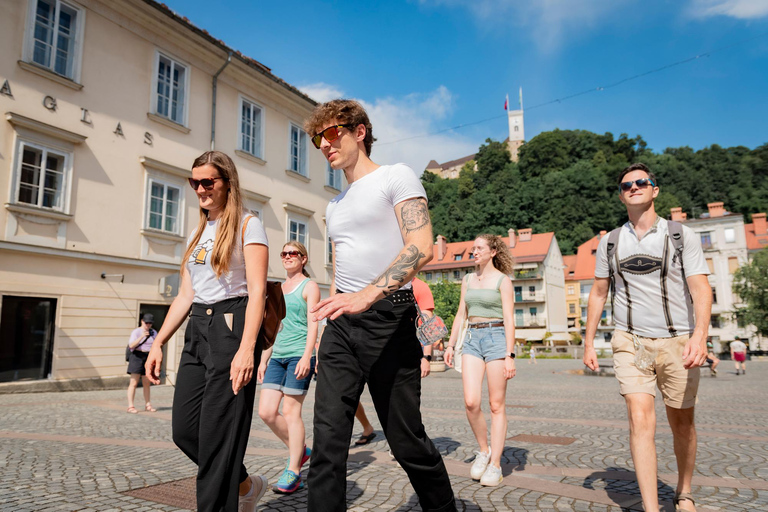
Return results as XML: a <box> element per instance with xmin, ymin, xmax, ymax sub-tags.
<box><xmin>257</xmin><ymin>242</ymin><xmax>320</xmax><ymax>493</ymax></box>
<box><xmin>444</xmin><ymin>234</ymin><xmax>516</xmax><ymax>487</ymax></box>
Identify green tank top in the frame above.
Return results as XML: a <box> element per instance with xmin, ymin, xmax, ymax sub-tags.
<box><xmin>464</xmin><ymin>274</ymin><xmax>506</xmax><ymax>319</ymax></box>
<box><xmin>272</xmin><ymin>278</ymin><xmax>312</xmax><ymax>358</ymax></box>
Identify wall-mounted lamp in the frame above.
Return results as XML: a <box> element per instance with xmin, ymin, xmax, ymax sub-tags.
<box><xmin>101</xmin><ymin>273</ymin><xmax>124</xmax><ymax>283</ymax></box>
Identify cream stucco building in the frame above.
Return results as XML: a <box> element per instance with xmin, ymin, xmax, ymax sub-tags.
<box><xmin>0</xmin><ymin>0</ymin><xmax>340</xmax><ymax>386</ymax></box>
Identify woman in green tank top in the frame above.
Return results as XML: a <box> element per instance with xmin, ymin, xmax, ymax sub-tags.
<box><xmin>256</xmin><ymin>242</ymin><xmax>320</xmax><ymax>493</ymax></box>
<box><xmin>445</xmin><ymin>234</ymin><xmax>516</xmax><ymax>487</ymax></box>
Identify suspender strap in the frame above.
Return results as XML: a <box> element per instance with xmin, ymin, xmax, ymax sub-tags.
<box><xmin>660</xmin><ymin>237</ymin><xmax>677</xmax><ymax>336</ymax></box>
<box><xmin>610</xmin><ymin>231</ymin><xmax>634</xmax><ymax>334</ymax></box>
<box><xmin>606</xmin><ymin>227</ymin><xmax>622</xmax><ymax>326</ymax></box>
<box><xmin>668</xmin><ymin>220</ymin><xmax>691</xmax><ymax>304</ymax></box>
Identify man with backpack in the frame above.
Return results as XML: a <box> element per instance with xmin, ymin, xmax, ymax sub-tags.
<box><xmin>583</xmin><ymin>163</ymin><xmax>712</xmax><ymax>512</ymax></box>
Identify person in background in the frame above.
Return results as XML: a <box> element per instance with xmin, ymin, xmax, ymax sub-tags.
<box><xmin>705</xmin><ymin>341</ymin><xmax>719</xmax><ymax>376</ymax></box>
<box><xmin>445</xmin><ymin>234</ymin><xmax>516</xmax><ymax>487</ymax></box>
<box><xmin>730</xmin><ymin>338</ymin><xmax>747</xmax><ymax>375</ymax></box>
<box><xmin>126</xmin><ymin>313</ymin><xmax>157</xmax><ymax>414</ymax></box>
<box><xmin>257</xmin><ymin>242</ymin><xmax>319</xmax><ymax>493</ymax></box>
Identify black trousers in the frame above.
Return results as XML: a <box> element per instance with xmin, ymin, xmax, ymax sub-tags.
<box><xmin>307</xmin><ymin>293</ymin><xmax>456</xmax><ymax>512</ymax></box>
<box><xmin>172</xmin><ymin>296</ymin><xmax>261</xmax><ymax>512</ymax></box>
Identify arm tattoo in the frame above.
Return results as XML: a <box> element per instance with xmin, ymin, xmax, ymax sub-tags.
<box><xmin>400</xmin><ymin>199</ymin><xmax>430</xmax><ymax>235</ymax></box>
<box><xmin>373</xmin><ymin>244</ymin><xmax>426</xmax><ymax>296</ymax></box>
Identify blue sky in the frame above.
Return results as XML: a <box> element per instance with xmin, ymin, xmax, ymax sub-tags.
<box><xmin>163</xmin><ymin>0</ymin><xmax>768</xmax><ymax>171</ymax></box>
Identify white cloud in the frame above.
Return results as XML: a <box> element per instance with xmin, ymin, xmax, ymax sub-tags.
<box><xmin>299</xmin><ymin>84</ymin><xmax>479</xmax><ymax>174</ymax></box>
<box><xmin>419</xmin><ymin>0</ymin><xmax>633</xmax><ymax>51</ymax></box>
<box><xmin>298</xmin><ymin>83</ymin><xmax>346</xmax><ymax>103</ymax></box>
<box><xmin>688</xmin><ymin>0</ymin><xmax>768</xmax><ymax>19</ymax></box>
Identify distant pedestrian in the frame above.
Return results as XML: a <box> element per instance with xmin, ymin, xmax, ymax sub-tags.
<box><xmin>583</xmin><ymin>162</ymin><xmax>711</xmax><ymax>512</ymax></box>
<box><xmin>730</xmin><ymin>338</ymin><xmax>747</xmax><ymax>375</ymax></box>
<box><xmin>528</xmin><ymin>346</ymin><xmax>537</xmax><ymax>364</ymax></box>
<box><xmin>445</xmin><ymin>234</ymin><xmax>516</xmax><ymax>487</ymax></box>
<box><xmin>705</xmin><ymin>341</ymin><xmax>719</xmax><ymax>376</ymax></box>
<box><xmin>257</xmin><ymin>242</ymin><xmax>319</xmax><ymax>494</ymax></box>
<box><xmin>126</xmin><ymin>313</ymin><xmax>157</xmax><ymax>414</ymax></box>
<box><xmin>145</xmin><ymin>151</ymin><xmax>269</xmax><ymax>512</ymax></box>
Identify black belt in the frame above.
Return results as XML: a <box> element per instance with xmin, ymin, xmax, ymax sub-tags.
<box><xmin>336</xmin><ymin>288</ymin><xmax>414</xmax><ymax>312</ymax></box>
<box><xmin>469</xmin><ymin>321</ymin><xmax>504</xmax><ymax>329</ymax></box>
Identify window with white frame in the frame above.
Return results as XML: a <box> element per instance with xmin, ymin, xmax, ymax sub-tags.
<box><xmin>326</xmin><ymin>162</ymin><xmax>342</xmax><ymax>190</ymax></box>
<box><xmin>289</xmin><ymin>124</ymin><xmax>308</xmax><ymax>176</ymax></box>
<box><xmin>146</xmin><ymin>178</ymin><xmax>182</xmax><ymax>235</ymax></box>
<box><xmin>239</xmin><ymin>98</ymin><xmax>263</xmax><ymax>158</ymax></box>
<box><xmin>26</xmin><ymin>0</ymin><xmax>84</xmax><ymax>80</ymax></box>
<box><xmin>14</xmin><ymin>141</ymin><xmax>70</xmax><ymax>211</ymax></box>
<box><xmin>288</xmin><ymin>218</ymin><xmax>307</xmax><ymax>246</ymax></box>
<box><xmin>154</xmin><ymin>52</ymin><xmax>188</xmax><ymax>125</ymax></box>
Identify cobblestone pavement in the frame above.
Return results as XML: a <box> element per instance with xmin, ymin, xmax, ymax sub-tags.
<box><xmin>2</xmin><ymin>359</ymin><xmax>767</xmax><ymax>511</ymax></box>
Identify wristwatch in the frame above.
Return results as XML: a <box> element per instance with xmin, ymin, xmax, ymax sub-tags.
<box><xmin>423</xmin><ymin>355</ymin><xmax>432</xmax><ymax>362</ymax></box>
<box><xmin>507</xmin><ymin>352</ymin><xmax>516</xmax><ymax>359</ymax></box>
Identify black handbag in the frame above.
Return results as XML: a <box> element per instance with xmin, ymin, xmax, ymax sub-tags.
<box><xmin>125</xmin><ymin>330</ymin><xmax>154</xmax><ymax>362</ymax></box>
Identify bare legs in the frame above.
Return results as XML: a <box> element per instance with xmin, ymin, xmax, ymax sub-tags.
<box><xmin>461</xmin><ymin>355</ymin><xmax>508</xmax><ymax>466</ymax></box>
<box><xmin>355</xmin><ymin>403</ymin><xmax>375</xmax><ymax>437</ymax></box>
<box><xmin>259</xmin><ymin>389</ymin><xmax>308</xmax><ymax>473</ymax></box>
<box><xmin>624</xmin><ymin>394</ymin><xmax>698</xmax><ymax>512</ymax></box>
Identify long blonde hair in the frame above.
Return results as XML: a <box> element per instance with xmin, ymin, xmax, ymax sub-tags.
<box><xmin>476</xmin><ymin>234</ymin><xmax>515</xmax><ymax>275</ymax></box>
<box><xmin>283</xmin><ymin>242</ymin><xmax>311</xmax><ymax>278</ymax></box>
<box><xmin>182</xmin><ymin>151</ymin><xmax>244</xmax><ymax>278</ymax></box>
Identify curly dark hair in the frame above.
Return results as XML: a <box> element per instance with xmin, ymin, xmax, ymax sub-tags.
<box><xmin>304</xmin><ymin>99</ymin><xmax>376</xmax><ymax>156</ymax></box>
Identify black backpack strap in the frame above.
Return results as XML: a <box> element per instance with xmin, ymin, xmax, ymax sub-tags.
<box><xmin>668</xmin><ymin>220</ymin><xmax>691</xmax><ymax>304</ymax></box>
<box><xmin>606</xmin><ymin>228</ymin><xmax>622</xmax><ymax>322</ymax></box>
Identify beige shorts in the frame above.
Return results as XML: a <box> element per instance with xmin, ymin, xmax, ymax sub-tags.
<box><xmin>611</xmin><ymin>330</ymin><xmax>700</xmax><ymax>409</ymax></box>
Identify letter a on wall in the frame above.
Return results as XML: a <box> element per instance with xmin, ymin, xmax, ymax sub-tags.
<box><xmin>0</xmin><ymin>80</ymin><xmax>12</xmax><ymax>98</ymax></box>
<box><xmin>114</xmin><ymin>122</ymin><xmax>124</xmax><ymax>137</ymax></box>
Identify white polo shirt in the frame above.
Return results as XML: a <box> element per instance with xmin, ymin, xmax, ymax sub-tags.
<box><xmin>327</xmin><ymin>163</ymin><xmax>425</xmax><ymax>293</ymax></box>
<box><xmin>595</xmin><ymin>218</ymin><xmax>709</xmax><ymax>338</ymax></box>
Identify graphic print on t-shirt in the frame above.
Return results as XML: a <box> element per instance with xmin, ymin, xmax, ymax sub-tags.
<box><xmin>620</xmin><ymin>254</ymin><xmax>663</xmax><ymax>275</ymax></box>
<box><xmin>191</xmin><ymin>239</ymin><xmax>214</xmax><ymax>265</ymax></box>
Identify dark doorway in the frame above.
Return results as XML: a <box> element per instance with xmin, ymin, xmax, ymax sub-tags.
<box><xmin>138</xmin><ymin>304</ymin><xmax>170</xmax><ymax>382</ymax></box>
<box><xmin>0</xmin><ymin>296</ymin><xmax>57</xmax><ymax>382</ymax></box>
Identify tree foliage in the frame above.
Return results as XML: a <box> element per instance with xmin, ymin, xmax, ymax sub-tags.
<box><xmin>732</xmin><ymin>249</ymin><xmax>768</xmax><ymax>337</ymax></box>
<box><xmin>423</xmin><ymin>130</ymin><xmax>768</xmax><ymax>255</ymax></box>
<box><xmin>429</xmin><ymin>280</ymin><xmax>462</xmax><ymax>330</ymax></box>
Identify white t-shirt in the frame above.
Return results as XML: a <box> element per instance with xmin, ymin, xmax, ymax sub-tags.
<box><xmin>730</xmin><ymin>340</ymin><xmax>747</xmax><ymax>353</ymax></box>
<box><xmin>186</xmin><ymin>212</ymin><xmax>268</xmax><ymax>304</ymax></box>
<box><xmin>327</xmin><ymin>163</ymin><xmax>426</xmax><ymax>293</ymax></box>
<box><xmin>595</xmin><ymin>218</ymin><xmax>709</xmax><ymax>338</ymax></box>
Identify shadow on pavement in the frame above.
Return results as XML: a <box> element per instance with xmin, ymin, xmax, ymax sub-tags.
<box><xmin>582</xmin><ymin>467</ymin><xmax>676</xmax><ymax>511</ymax></box>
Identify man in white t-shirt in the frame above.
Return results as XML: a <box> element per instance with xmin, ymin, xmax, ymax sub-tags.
<box><xmin>304</xmin><ymin>100</ymin><xmax>455</xmax><ymax>512</ymax></box>
<box><xmin>584</xmin><ymin>163</ymin><xmax>712</xmax><ymax>512</ymax></box>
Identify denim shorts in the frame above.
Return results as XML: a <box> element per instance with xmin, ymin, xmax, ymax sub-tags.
<box><xmin>262</xmin><ymin>356</ymin><xmax>316</xmax><ymax>395</ymax></box>
<box><xmin>462</xmin><ymin>326</ymin><xmax>507</xmax><ymax>362</ymax></box>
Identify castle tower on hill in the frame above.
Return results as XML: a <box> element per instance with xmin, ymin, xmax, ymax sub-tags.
<box><xmin>425</xmin><ymin>88</ymin><xmax>524</xmax><ymax>178</ymax></box>
<box><xmin>507</xmin><ymin>88</ymin><xmax>524</xmax><ymax>162</ymax></box>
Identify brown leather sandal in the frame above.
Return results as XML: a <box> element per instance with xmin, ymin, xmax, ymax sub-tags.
<box><xmin>674</xmin><ymin>491</ymin><xmax>695</xmax><ymax>511</ymax></box>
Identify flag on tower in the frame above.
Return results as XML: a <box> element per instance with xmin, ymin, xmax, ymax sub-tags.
<box><xmin>504</xmin><ymin>94</ymin><xmax>509</xmax><ymax>111</ymax></box>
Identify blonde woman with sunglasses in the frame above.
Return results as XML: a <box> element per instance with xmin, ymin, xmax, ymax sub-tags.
<box><xmin>257</xmin><ymin>242</ymin><xmax>320</xmax><ymax>494</ymax></box>
<box><xmin>145</xmin><ymin>151</ymin><xmax>269</xmax><ymax>512</ymax></box>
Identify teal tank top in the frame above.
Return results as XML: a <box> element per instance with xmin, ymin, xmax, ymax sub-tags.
<box><xmin>464</xmin><ymin>274</ymin><xmax>506</xmax><ymax>319</ymax></box>
<box><xmin>272</xmin><ymin>278</ymin><xmax>312</xmax><ymax>358</ymax></box>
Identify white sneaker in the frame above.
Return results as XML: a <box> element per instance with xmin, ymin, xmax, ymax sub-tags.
<box><xmin>480</xmin><ymin>464</ymin><xmax>503</xmax><ymax>486</ymax></box>
<box><xmin>470</xmin><ymin>450</ymin><xmax>491</xmax><ymax>480</ymax></box>
<box><xmin>238</xmin><ymin>474</ymin><xmax>268</xmax><ymax>512</ymax></box>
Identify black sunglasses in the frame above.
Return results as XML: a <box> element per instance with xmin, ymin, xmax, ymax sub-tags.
<box><xmin>188</xmin><ymin>177</ymin><xmax>228</xmax><ymax>190</ymax></box>
<box><xmin>311</xmin><ymin>124</ymin><xmax>356</xmax><ymax>149</ymax></box>
<box><xmin>619</xmin><ymin>178</ymin><xmax>656</xmax><ymax>191</ymax></box>
<box><xmin>280</xmin><ymin>250</ymin><xmax>301</xmax><ymax>259</ymax></box>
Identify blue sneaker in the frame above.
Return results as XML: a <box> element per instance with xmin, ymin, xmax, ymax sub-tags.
<box><xmin>284</xmin><ymin>445</ymin><xmax>312</xmax><ymax>470</ymax></box>
<box><xmin>273</xmin><ymin>469</ymin><xmax>303</xmax><ymax>494</ymax></box>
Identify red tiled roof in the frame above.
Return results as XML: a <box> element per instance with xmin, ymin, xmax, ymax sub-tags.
<box><xmin>745</xmin><ymin>222</ymin><xmax>768</xmax><ymax>251</ymax></box>
<box><xmin>423</xmin><ymin>233</ymin><xmax>554</xmax><ymax>271</ymax></box>
<box><xmin>562</xmin><ymin>255</ymin><xmax>577</xmax><ymax>280</ymax></box>
<box><xmin>570</xmin><ymin>232</ymin><xmax>611</xmax><ymax>281</ymax></box>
